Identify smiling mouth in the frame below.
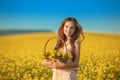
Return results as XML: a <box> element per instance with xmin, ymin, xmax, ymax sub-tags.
<box><xmin>66</xmin><ymin>31</ymin><xmax>70</xmax><ymax>34</ymax></box>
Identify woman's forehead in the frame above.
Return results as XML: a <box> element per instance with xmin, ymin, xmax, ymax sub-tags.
<box><xmin>64</xmin><ymin>21</ymin><xmax>75</xmax><ymax>26</ymax></box>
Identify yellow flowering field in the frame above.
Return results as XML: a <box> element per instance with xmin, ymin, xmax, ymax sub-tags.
<box><xmin>0</xmin><ymin>32</ymin><xmax>120</xmax><ymax>80</ymax></box>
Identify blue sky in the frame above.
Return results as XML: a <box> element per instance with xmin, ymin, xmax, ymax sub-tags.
<box><xmin>0</xmin><ymin>0</ymin><xmax>120</xmax><ymax>33</ymax></box>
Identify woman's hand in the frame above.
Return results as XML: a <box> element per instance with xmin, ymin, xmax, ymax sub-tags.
<box><xmin>41</xmin><ymin>59</ymin><xmax>54</xmax><ymax>68</ymax></box>
<box><xmin>42</xmin><ymin>59</ymin><xmax>66</xmax><ymax>69</ymax></box>
<box><xmin>52</xmin><ymin>59</ymin><xmax>66</xmax><ymax>69</ymax></box>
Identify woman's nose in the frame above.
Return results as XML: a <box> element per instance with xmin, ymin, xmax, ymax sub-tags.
<box><xmin>67</xmin><ymin>28</ymin><xmax>70</xmax><ymax>31</ymax></box>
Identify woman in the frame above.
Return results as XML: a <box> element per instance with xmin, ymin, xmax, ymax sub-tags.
<box><xmin>42</xmin><ymin>17</ymin><xmax>84</xmax><ymax>80</ymax></box>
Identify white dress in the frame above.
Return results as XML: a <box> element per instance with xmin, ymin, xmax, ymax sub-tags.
<box><xmin>52</xmin><ymin>45</ymin><xmax>78</xmax><ymax>80</ymax></box>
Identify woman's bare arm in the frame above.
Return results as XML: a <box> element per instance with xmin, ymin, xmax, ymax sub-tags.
<box><xmin>54</xmin><ymin>40</ymin><xmax>80</xmax><ymax>69</ymax></box>
<box><xmin>65</xmin><ymin>40</ymin><xmax>80</xmax><ymax>68</ymax></box>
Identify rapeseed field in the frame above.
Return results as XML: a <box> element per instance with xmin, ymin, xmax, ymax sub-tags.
<box><xmin>0</xmin><ymin>32</ymin><xmax>120</xmax><ymax>80</ymax></box>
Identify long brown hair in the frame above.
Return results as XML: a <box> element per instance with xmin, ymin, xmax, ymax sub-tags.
<box><xmin>54</xmin><ymin>17</ymin><xmax>85</xmax><ymax>61</ymax></box>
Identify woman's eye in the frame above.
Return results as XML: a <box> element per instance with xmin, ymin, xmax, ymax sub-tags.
<box><xmin>71</xmin><ymin>27</ymin><xmax>75</xmax><ymax>29</ymax></box>
<box><xmin>65</xmin><ymin>26</ymin><xmax>68</xmax><ymax>28</ymax></box>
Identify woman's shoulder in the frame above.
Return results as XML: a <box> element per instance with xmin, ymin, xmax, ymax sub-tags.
<box><xmin>75</xmin><ymin>39</ymin><xmax>80</xmax><ymax>44</ymax></box>
<box><xmin>74</xmin><ymin>39</ymin><xmax>80</xmax><ymax>47</ymax></box>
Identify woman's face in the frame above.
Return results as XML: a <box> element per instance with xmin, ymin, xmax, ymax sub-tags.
<box><xmin>63</xmin><ymin>21</ymin><xmax>76</xmax><ymax>37</ymax></box>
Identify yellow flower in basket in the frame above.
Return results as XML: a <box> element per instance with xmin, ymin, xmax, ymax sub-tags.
<box><xmin>42</xmin><ymin>37</ymin><xmax>73</xmax><ymax>63</ymax></box>
<box><xmin>42</xmin><ymin>50</ymin><xmax>73</xmax><ymax>63</ymax></box>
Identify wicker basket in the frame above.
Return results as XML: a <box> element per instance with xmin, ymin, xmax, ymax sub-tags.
<box><xmin>43</xmin><ymin>37</ymin><xmax>72</xmax><ymax>63</ymax></box>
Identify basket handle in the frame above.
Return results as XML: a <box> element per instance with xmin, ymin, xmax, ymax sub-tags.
<box><xmin>44</xmin><ymin>37</ymin><xmax>67</xmax><ymax>53</ymax></box>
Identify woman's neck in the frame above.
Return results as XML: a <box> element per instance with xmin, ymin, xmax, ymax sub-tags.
<box><xmin>66</xmin><ymin>36</ymin><xmax>71</xmax><ymax>41</ymax></box>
